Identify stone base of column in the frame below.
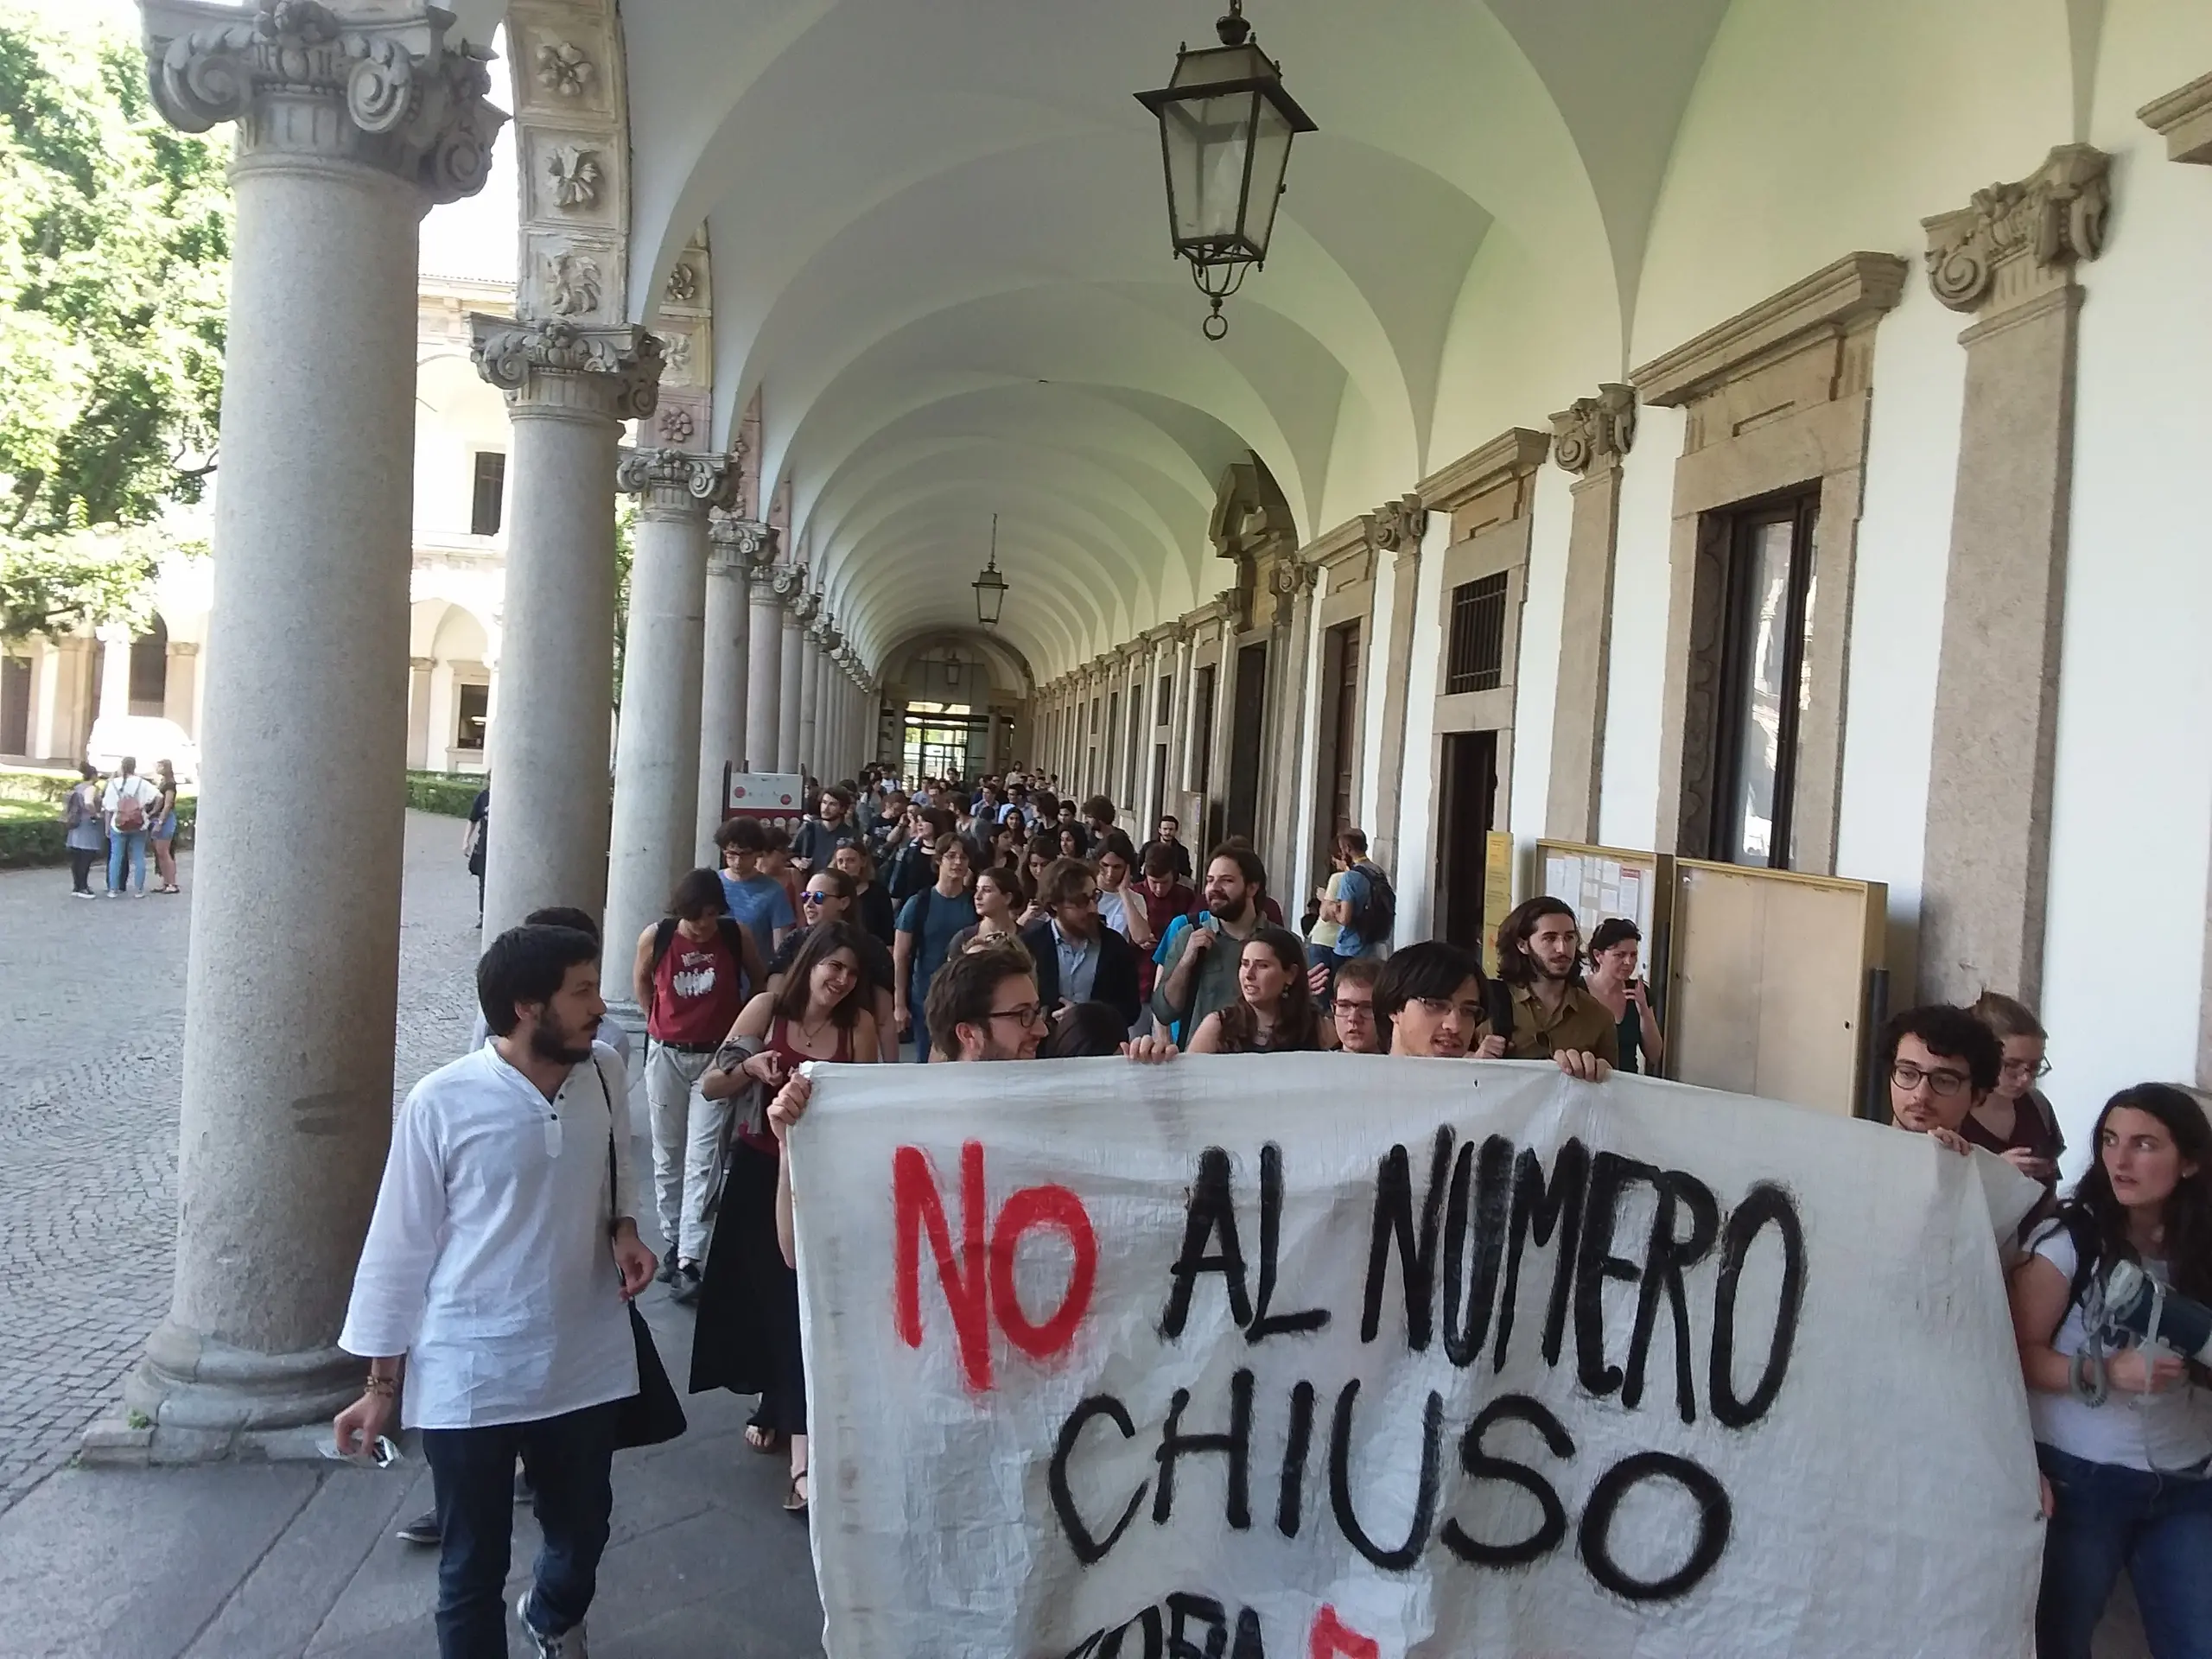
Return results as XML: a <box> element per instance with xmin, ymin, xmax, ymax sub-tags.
<box><xmin>103</xmin><ymin>1318</ymin><xmax>362</xmax><ymax>1463</ymax></box>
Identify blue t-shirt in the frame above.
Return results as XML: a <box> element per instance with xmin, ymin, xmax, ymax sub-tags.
<box><xmin>1334</xmin><ymin>866</ymin><xmax>1372</xmax><ymax>957</ymax></box>
<box><xmin>897</xmin><ymin>886</ymin><xmax>979</xmax><ymax>1015</ymax></box>
<box><xmin>720</xmin><ymin>872</ymin><xmax>795</xmax><ymax>960</ymax></box>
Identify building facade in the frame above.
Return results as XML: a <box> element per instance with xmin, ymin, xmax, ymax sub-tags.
<box><xmin>108</xmin><ymin>0</ymin><xmax>2212</xmax><ymax>1465</ymax></box>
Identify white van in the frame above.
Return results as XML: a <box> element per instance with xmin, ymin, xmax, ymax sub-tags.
<box><xmin>86</xmin><ymin>715</ymin><xmax>201</xmax><ymax>787</ymax></box>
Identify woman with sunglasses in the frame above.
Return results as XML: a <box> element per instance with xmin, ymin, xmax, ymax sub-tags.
<box><xmin>694</xmin><ymin>921</ymin><xmax>879</xmax><ymax>1518</ymax></box>
<box><xmin>830</xmin><ymin>842</ymin><xmax>896</xmax><ymax>948</ymax></box>
<box><xmin>766</xmin><ymin>867</ymin><xmax>897</xmax><ymax>1063</ymax></box>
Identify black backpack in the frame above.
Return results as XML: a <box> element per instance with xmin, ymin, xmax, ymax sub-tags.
<box><xmin>1349</xmin><ymin>860</ymin><xmax>1396</xmax><ymax>942</ymax></box>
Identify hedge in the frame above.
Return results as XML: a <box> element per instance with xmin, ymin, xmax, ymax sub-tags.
<box><xmin>0</xmin><ymin>796</ymin><xmax>197</xmax><ymax>870</ymax></box>
<box><xmin>408</xmin><ymin>771</ymin><xmax>485</xmax><ymax>818</ymax></box>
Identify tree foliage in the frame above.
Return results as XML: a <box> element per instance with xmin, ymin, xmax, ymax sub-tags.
<box><xmin>0</xmin><ymin>12</ymin><xmax>231</xmax><ymax>639</ymax></box>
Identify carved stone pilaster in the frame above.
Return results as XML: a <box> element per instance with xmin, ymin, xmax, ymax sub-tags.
<box><xmin>616</xmin><ymin>448</ymin><xmax>738</xmax><ymax>519</ymax></box>
<box><xmin>140</xmin><ymin>1</ymin><xmax>505</xmax><ymax>204</ymax></box>
<box><xmin>1549</xmin><ymin>384</ymin><xmax>1637</xmax><ymax>477</ymax></box>
<box><xmin>1923</xmin><ymin>144</ymin><xmax>2111</xmax><ymax>320</ymax></box>
<box><xmin>1360</xmin><ymin>494</ymin><xmax>1428</xmax><ymax>581</ymax></box>
<box><xmin>470</xmin><ymin>315</ymin><xmax>663</xmax><ymax>422</ymax></box>
<box><xmin>1267</xmin><ymin>556</ymin><xmax>1319</xmax><ymax>633</ymax></box>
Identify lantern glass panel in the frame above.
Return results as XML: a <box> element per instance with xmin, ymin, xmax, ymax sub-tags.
<box><xmin>1160</xmin><ymin>90</ymin><xmax>1261</xmax><ymax>252</ymax></box>
<box><xmin>1240</xmin><ymin>94</ymin><xmax>1294</xmax><ymax>258</ymax></box>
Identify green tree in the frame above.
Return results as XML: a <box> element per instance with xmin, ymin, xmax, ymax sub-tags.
<box><xmin>0</xmin><ymin>12</ymin><xmax>230</xmax><ymax>640</ymax></box>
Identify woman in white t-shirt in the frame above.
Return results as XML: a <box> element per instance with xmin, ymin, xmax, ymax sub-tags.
<box><xmin>2007</xmin><ymin>1083</ymin><xmax>2212</xmax><ymax>1658</ymax></box>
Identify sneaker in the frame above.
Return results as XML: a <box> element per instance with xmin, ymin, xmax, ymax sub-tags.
<box><xmin>516</xmin><ymin>1588</ymin><xmax>588</xmax><ymax>1658</ymax></box>
<box><xmin>668</xmin><ymin>1262</ymin><xmax>704</xmax><ymax>1306</ymax></box>
<box><xmin>653</xmin><ymin>1255</ymin><xmax>679</xmax><ymax>1286</ymax></box>
<box><xmin>394</xmin><ymin>1510</ymin><xmax>441</xmax><ymax>1546</ymax></box>
<box><xmin>70</xmin><ymin>890</ymin><xmax>95</xmax><ymax>899</ymax></box>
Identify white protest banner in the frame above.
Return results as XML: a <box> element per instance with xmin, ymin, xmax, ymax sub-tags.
<box><xmin>790</xmin><ymin>1056</ymin><xmax>2044</xmax><ymax>1658</ymax></box>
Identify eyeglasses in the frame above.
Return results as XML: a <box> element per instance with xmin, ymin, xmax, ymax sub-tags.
<box><xmin>1999</xmin><ymin>1058</ymin><xmax>2053</xmax><ymax>1080</ymax></box>
<box><xmin>988</xmin><ymin>1003</ymin><xmax>1043</xmax><ymax>1027</ymax></box>
<box><xmin>1891</xmin><ymin>1062</ymin><xmax>1971</xmax><ymax>1096</ymax></box>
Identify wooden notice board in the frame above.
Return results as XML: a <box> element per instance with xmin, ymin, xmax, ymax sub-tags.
<box><xmin>1481</xmin><ymin>831</ymin><xmax>1516</xmax><ymax>975</ymax></box>
<box><xmin>1666</xmin><ymin>860</ymin><xmax>1887</xmax><ymax>1116</ymax></box>
<box><xmin>1531</xmin><ymin>839</ymin><xmax>1672</xmax><ymax>965</ymax></box>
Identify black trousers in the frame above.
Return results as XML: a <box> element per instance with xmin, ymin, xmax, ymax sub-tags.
<box><xmin>419</xmin><ymin>1400</ymin><xmax>619</xmax><ymax>1659</ymax></box>
<box><xmin>67</xmin><ymin>848</ymin><xmax>99</xmax><ymax>893</ymax></box>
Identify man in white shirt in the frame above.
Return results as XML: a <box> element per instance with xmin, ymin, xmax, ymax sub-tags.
<box><xmin>335</xmin><ymin>924</ymin><xmax>657</xmax><ymax>1659</ymax></box>
<box><xmin>100</xmin><ymin>756</ymin><xmax>162</xmax><ymax>897</ymax></box>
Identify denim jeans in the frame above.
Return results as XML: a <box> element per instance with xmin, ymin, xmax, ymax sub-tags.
<box><xmin>107</xmin><ymin>830</ymin><xmax>146</xmax><ymax>893</ymax></box>
<box><xmin>2037</xmin><ymin>1441</ymin><xmax>2212</xmax><ymax>1658</ymax></box>
<box><xmin>420</xmin><ymin>1401</ymin><xmax>620</xmax><ymax>1659</ymax></box>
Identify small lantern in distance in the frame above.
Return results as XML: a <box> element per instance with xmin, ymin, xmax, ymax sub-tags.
<box><xmin>1135</xmin><ymin>1</ymin><xmax>1316</xmax><ymax>340</ymax></box>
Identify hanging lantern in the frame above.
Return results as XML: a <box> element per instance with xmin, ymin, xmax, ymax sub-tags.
<box><xmin>1135</xmin><ymin>1</ymin><xmax>1316</xmax><ymax>340</ymax></box>
<box><xmin>973</xmin><ymin>513</ymin><xmax>1008</xmax><ymax>626</ymax></box>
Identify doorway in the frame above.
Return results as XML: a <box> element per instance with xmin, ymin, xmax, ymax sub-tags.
<box><xmin>1313</xmin><ymin>620</ymin><xmax>1360</xmax><ymax>874</ymax></box>
<box><xmin>1</xmin><ymin>656</ymin><xmax>30</xmax><ymax>755</ymax></box>
<box><xmin>1434</xmin><ymin>729</ymin><xmax>1499</xmax><ymax>952</ymax></box>
<box><xmin>1225</xmin><ymin>641</ymin><xmax>1268</xmax><ymax>844</ymax></box>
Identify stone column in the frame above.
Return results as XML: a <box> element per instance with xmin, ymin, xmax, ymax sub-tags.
<box><xmin>606</xmin><ymin>448</ymin><xmax>735</xmax><ymax>1004</ymax></box>
<box><xmin>163</xmin><ymin>639</ymin><xmax>201</xmax><ymax>736</ymax></box>
<box><xmin>798</xmin><ymin>615</ymin><xmax>823</xmax><ymax>779</ymax></box>
<box><xmin>1361</xmin><ymin>496</ymin><xmax>1427</xmax><ymax>873</ymax></box>
<box><xmin>405</xmin><ymin>657</ymin><xmax>434</xmax><ymax>769</ymax></box>
<box><xmin>96</xmin><ymin>622</ymin><xmax>132</xmax><ymax>721</ymax></box>
<box><xmin>1917</xmin><ymin>145</ymin><xmax>2110</xmax><ymax>1005</ymax></box>
<box><xmin>697</xmin><ymin>517</ymin><xmax>766</xmax><ymax>856</ymax></box>
<box><xmin>123</xmin><ymin>1</ymin><xmax>504</xmax><ymax>1454</ymax></box>
<box><xmin>469</xmin><ymin>318</ymin><xmax>661</xmax><ymax>939</ymax></box>
<box><xmin>742</xmin><ymin>527</ymin><xmax>785</xmax><ymax>779</ymax></box>
<box><xmin>776</xmin><ymin>574</ymin><xmax>813</xmax><ymax>773</ymax></box>
<box><xmin>1261</xmin><ymin>561</ymin><xmax>1319</xmax><ymax>890</ymax></box>
<box><xmin>1545</xmin><ymin>385</ymin><xmax>1636</xmax><ymax>842</ymax></box>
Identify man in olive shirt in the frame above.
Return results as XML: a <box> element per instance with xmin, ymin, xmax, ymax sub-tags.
<box><xmin>1492</xmin><ymin>896</ymin><xmax>1620</xmax><ymax>1065</ymax></box>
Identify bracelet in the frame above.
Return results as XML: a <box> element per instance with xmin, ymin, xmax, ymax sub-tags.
<box><xmin>363</xmin><ymin>1373</ymin><xmax>398</xmax><ymax>1399</ymax></box>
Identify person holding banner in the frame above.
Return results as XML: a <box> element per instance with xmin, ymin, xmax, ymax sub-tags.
<box><xmin>1491</xmin><ymin>896</ymin><xmax>1620</xmax><ymax>1065</ymax></box>
<box><xmin>2008</xmin><ymin>1083</ymin><xmax>2212</xmax><ymax>1658</ymax></box>
<box><xmin>1880</xmin><ymin>1004</ymin><xmax>2000</xmax><ymax>1155</ymax></box>
<box><xmin>1186</xmin><ymin>926</ymin><xmax>1331</xmax><ymax>1054</ymax></box>
<box><xmin>692</xmin><ymin>921</ymin><xmax>881</xmax><ymax>1517</ymax></box>
<box><xmin>1374</xmin><ymin>941</ymin><xmax>1509</xmax><ymax>1060</ymax></box>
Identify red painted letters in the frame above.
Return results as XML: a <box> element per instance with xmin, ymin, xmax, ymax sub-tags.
<box><xmin>893</xmin><ymin>1141</ymin><xmax>1097</xmax><ymax>1391</ymax></box>
<box><xmin>1308</xmin><ymin>1606</ymin><xmax>1380</xmax><ymax>1659</ymax></box>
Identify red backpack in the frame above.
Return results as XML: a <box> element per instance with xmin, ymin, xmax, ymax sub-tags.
<box><xmin>113</xmin><ymin>782</ymin><xmax>147</xmax><ymax>834</ymax></box>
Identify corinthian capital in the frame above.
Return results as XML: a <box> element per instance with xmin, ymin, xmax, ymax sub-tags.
<box><xmin>1361</xmin><ymin>494</ymin><xmax>1427</xmax><ymax>558</ymax></box>
<box><xmin>140</xmin><ymin>1</ymin><xmax>505</xmax><ymax>203</ymax></box>
<box><xmin>1550</xmin><ymin>384</ymin><xmax>1637</xmax><ymax>477</ymax></box>
<box><xmin>469</xmin><ymin>315</ymin><xmax>663</xmax><ymax>422</ymax></box>
<box><xmin>616</xmin><ymin>448</ymin><xmax>738</xmax><ymax>518</ymax></box>
<box><xmin>709</xmin><ymin>516</ymin><xmax>777</xmax><ymax>577</ymax></box>
<box><xmin>1923</xmin><ymin>144</ymin><xmax>2111</xmax><ymax>315</ymax></box>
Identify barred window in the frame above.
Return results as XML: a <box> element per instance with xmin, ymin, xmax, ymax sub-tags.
<box><xmin>1444</xmin><ymin>572</ymin><xmax>1509</xmax><ymax>694</ymax></box>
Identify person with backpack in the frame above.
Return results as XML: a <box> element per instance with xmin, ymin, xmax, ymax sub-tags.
<box><xmin>893</xmin><ymin>835</ymin><xmax>977</xmax><ymax>1059</ymax></box>
<box><xmin>2007</xmin><ymin>1083</ymin><xmax>2212</xmax><ymax>1657</ymax></box>
<box><xmin>101</xmin><ymin>754</ymin><xmax>162</xmax><ymax>898</ymax></box>
<box><xmin>62</xmin><ymin>763</ymin><xmax>107</xmax><ymax>899</ymax></box>
<box><xmin>627</xmin><ymin>868</ymin><xmax>766</xmax><ymax>1306</ymax></box>
<box><xmin>1321</xmin><ymin>829</ymin><xmax>1395</xmax><ymax>963</ymax></box>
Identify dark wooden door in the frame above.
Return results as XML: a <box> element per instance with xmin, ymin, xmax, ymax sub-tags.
<box><xmin>1225</xmin><ymin>642</ymin><xmax>1268</xmax><ymax>843</ymax></box>
<box><xmin>1434</xmin><ymin>729</ymin><xmax>1498</xmax><ymax>952</ymax></box>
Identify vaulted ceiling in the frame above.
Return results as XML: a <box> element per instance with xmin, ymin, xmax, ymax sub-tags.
<box><xmin>459</xmin><ymin>0</ymin><xmax>1738</xmax><ymax>677</ymax></box>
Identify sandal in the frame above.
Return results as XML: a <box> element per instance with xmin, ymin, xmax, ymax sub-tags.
<box><xmin>784</xmin><ymin>1466</ymin><xmax>809</xmax><ymax>1516</ymax></box>
<box><xmin>744</xmin><ymin>1424</ymin><xmax>784</xmax><ymax>1453</ymax></box>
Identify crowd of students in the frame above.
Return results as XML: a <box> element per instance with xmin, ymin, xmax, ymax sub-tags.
<box><xmin>332</xmin><ymin>763</ymin><xmax>2212</xmax><ymax>1659</ymax></box>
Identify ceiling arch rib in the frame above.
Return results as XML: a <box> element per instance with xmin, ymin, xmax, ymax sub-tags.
<box><xmin>810</xmin><ymin>440</ymin><xmax>1192</xmax><ymax>617</ymax></box>
<box><xmin>613</xmin><ymin>0</ymin><xmax>1719</xmax><ymax>677</ymax></box>
<box><xmin>821</xmin><ymin>484</ymin><xmax>1156</xmax><ymax>652</ymax></box>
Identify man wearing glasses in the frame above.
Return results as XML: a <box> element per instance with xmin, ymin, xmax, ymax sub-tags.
<box><xmin>923</xmin><ymin>940</ymin><xmax>1050</xmax><ymax>1062</ymax></box>
<box><xmin>1328</xmin><ymin>956</ymin><xmax>1385</xmax><ymax>1055</ymax></box>
<box><xmin>1879</xmin><ymin>1004</ymin><xmax>2004</xmax><ymax>1155</ymax></box>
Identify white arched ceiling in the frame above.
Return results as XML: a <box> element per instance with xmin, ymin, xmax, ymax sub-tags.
<box><xmin>581</xmin><ymin>0</ymin><xmax>1756</xmax><ymax>678</ymax></box>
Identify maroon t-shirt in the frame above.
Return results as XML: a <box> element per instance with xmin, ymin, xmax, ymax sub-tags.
<box><xmin>648</xmin><ymin>924</ymin><xmax>747</xmax><ymax>1046</ymax></box>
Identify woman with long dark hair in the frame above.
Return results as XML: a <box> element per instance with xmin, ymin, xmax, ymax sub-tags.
<box><xmin>694</xmin><ymin>921</ymin><xmax>878</xmax><ymax>1517</ymax></box>
<box><xmin>1584</xmin><ymin>918</ymin><xmax>1661</xmax><ymax>1073</ymax></box>
<box><xmin>148</xmin><ymin>760</ymin><xmax>181</xmax><ymax>894</ymax></box>
<box><xmin>1185</xmin><ymin>925</ymin><xmax>1329</xmax><ymax>1053</ymax></box>
<box><xmin>949</xmin><ymin>866</ymin><xmax>1024</xmax><ymax>954</ymax></box>
<box><xmin>2008</xmin><ymin>1083</ymin><xmax>2212</xmax><ymax>1656</ymax></box>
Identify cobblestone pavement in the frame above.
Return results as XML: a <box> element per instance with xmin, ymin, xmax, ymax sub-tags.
<box><xmin>0</xmin><ymin>811</ymin><xmax>484</xmax><ymax>1514</ymax></box>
